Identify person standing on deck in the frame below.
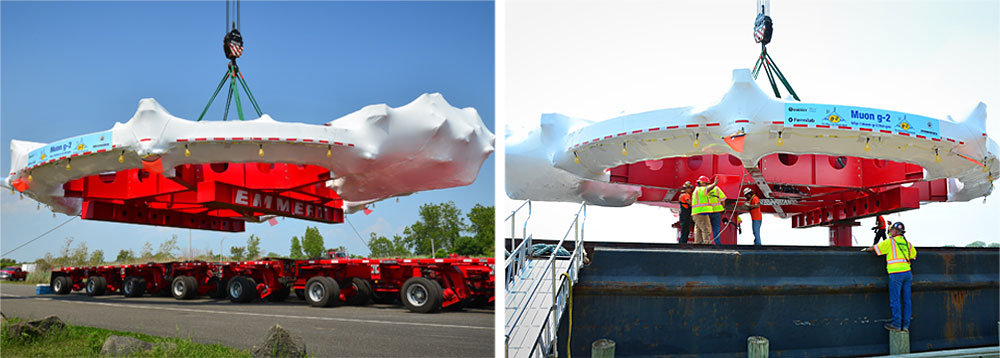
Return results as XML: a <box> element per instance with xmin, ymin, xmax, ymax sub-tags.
<box><xmin>690</xmin><ymin>176</ymin><xmax>719</xmax><ymax>244</ymax></box>
<box><xmin>862</xmin><ymin>222</ymin><xmax>916</xmax><ymax>332</ymax></box>
<box><xmin>872</xmin><ymin>215</ymin><xmax>888</xmax><ymax>245</ymax></box>
<box><xmin>676</xmin><ymin>181</ymin><xmax>694</xmax><ymax>244</ymax></box>
<box><xmin>743</xmin><ymin>188</ymin><xmax>763</xmax><ymax>245</ymax></box>
<box><xmin>705</xmin><ymin>176</ymin><xmax>727</xmax><ymax>245</ymax></box>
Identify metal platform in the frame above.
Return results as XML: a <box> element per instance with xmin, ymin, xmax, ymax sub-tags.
<box><xmin>504</xmin><ymin>201</ymin><xmax>587</xmax><ymax>358</ymax></box>
<box><xmin>506</xmin><ymin>257</ymin><xmax>572</xmax><ymax>357</ymax></box>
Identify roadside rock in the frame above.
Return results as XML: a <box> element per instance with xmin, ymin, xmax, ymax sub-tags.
<box><xmin>252</xmin><ymin>324</ymin><xmax>306</xmax><ymax>358</ymax></box>
<box><xmin>6</xmin><ymin>315</ymin><xmax>66</xmax><ymax>340</ymax></box>
<box><xmin>100</xmin><ymin>335</ymin><xmax>154</xmax><ymax>357</ymax></box>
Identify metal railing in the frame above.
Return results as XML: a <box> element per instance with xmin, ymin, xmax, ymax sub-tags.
<box><xmin>505</xmin><ymin>202</ymin><xmax>587</xmax><ymax>358</ymax></box>
<box><xmin>505</xmin><ymin>200</ymin><xmax>532</xmax><ymax>290</ymax></box>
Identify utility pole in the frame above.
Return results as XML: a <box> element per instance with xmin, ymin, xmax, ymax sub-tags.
<box><xmin>188</xmin><ymin>229</ymin><xmax>192</xmax><ymax>260</ymax></box>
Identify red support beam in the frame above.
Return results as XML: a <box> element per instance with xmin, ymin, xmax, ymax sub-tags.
<box><xmin>81</xmin><ymin>200</ymin><xmax>246</xmax><ymax>232</ymax></box>
<box><xmin>791</xmin><ymin>187</ymin><xmax>920</xmax><ymax>228</ymax></box>
<box><xmin>828</xmin><ymin>223</ymin><xmax>858</xmax><ymax>247</ymax></box>
<box><xmin>66</xmin><ymin>162</ymin><xmax>344</xmax><ymax>230</ymax></box>
<box><xmin>196</xmin><ymin>181</ymin><xmax>343</xmax><ymax>224</ymax></box>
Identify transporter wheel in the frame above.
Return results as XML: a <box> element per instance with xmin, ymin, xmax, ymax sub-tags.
<box><xmin>86</xmin><ymin>276</ymin><xmax>107</xmax><ymax>296</ymax></box>
<box><xmin>294</xmin><ymin>289</ymin><xmax>305</xmax><ymax>301</ymax></box>
<box><xmin>171</xmin><ymin>275</ymin><xmax>198</xmax><ymax>300</ymax></box>
<box><xmin>341</xmin><ymin>277</ymin><xmax>372</xmax><ymax>306</ymax></box>
<box><xmin>401</xmin><ymin>277</ymin><xmax>443</xmax><ymax>313</ymax></box>
<box><xmin>52</xmin><ymin>276</ymin><xmax>72</xmax><ymax>295</ymax></box>
<box><xmin>207</xmin><ymin>277</ymin><xmax>228</xmax><ymax>299</ymax></box>
<box><xmin>304</xmin><ymin>276</ymin><xmax>340</xmax><ymax>308</ymax></box>
<box><xmin>123</xmin><ymin>276</ymin><xmax>146</xmax><ymax>297</ymax></box>
<box><xmin>228</xmin><ymin>276</ymin><xmax>257</xmax><ymax>303</ymax></box>
<box><xmin>266</xmin><ymin>285</ymin><xmax>290</xmax><ymax>302</ymax></box>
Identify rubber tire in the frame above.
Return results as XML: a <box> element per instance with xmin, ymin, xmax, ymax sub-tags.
<box><xmin>294</xmin><ymin>289</ymin><xmax>305</xmax><ymax>301</ymax></box>
<box><xmin>228</xmin><ymin>276</ymin><xmax>257</xmax><ymax>303</ymax></box>
<box><xmin>401</xmin><ymin>277</ymin><xmax>443</xmax><ymax>313</ymax></box>
<box><xmin>207</xmin><ymin>277</ymin><xmax>228</xmax><ymax>299</ymax></box>
<box><xmin>341</xmin><ymin>277</ymin><xmax>373</xmax><ymax>306</ymax></box>
<box><xmin>52</xmin><ymin>276</ymin><xmax>72</xmax><ymax>295</ymax></box>
<box><xmin>123</xmin><ymin>276</ymin><xmax>146</xmax><ymax>297</ymax></box>
<box><xmin>304</xmin><ymin>276</ymin><xmax>340</xmax><ymax>308</ymax></box>
<box><xmin>171</xmin><ymin>275</ymin><xmax>198</xmax><ymax>300</ymax></box>
<box><xmin>266</xmin><ymin>285</ymin><xmax>290</xmax><ymax>302</ymax></box>
<box><xmin>86</xmin><ymin>276</ymin><xmax>107</xmax><ymax>296</ymax></box>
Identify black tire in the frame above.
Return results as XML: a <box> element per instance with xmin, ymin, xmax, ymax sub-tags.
<box><xmin>207</xmin><ymin>277</ymin><xmax>228</xmax><ymax>299</ymax></box>
<box><xmin>171</xmin><ymin>275</ymin><xmax>198</xmax><ymax>300</ymax></box>
<box><xmin>228</xmin><ymin>276</ymin><xmax>257</xmax><ymax>303</ymax></box>
<box><xmin>86</xmin><ymin>276</ymin><xmax>107</xmax><ymax>296</ymax></box>
<box><xmin>341</xmin><ymin>277</ymin><xmax>372</xmax><ymax>306</ymax></box>
<box><xmin>52</xmin><ymin>276</ymin><xmax>72</xmax><ymax>295</ymax></box>
<box><xmin>304</xmin><ymin>276</ymin><xmax>340</xmax><ymax>308</ymax></box>
<box><xmin>294</xmin><ymin>289</ymin><xmax>305</xmax><ymax>301</ymax></box>
<box><xmin>123</xmin><ymin>276</ymin><xmax>146</xmax><ymax>297</ymax></box>
<box><xmin>266</xmin><ymin>285</ymin><xmax>290</xmax><ymax>302</ymax></box>
<box><xmin>401</xmin><ymin>277</ymin><xmax>443</xmax><ymax>313</ymax></box>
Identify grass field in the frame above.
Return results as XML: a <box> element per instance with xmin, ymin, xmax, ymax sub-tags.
<box><xmin>0</xmin><ymin>316</ymin><xmax>249</xmax><ymax>358</ymax></box>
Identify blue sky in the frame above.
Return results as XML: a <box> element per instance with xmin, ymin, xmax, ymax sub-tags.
<box><xmin>1</xmin><ymin>1</ymin><xmax>494</xmax><ymax>262</ymax></box>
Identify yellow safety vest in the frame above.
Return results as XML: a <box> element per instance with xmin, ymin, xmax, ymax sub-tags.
<box><xmin>708</xmin><ymin>187</ymin><xmax>726</xmax><ymax>213</ymax></box>
<box><xmin>875</xmin><ymin>235</ymin><xmax>916</xmax><ymax>274</ymax></box>
<box><xmin>691</xmin><ymin>186</ymin><xmax>714</xmax><ymax>215</ymax></box>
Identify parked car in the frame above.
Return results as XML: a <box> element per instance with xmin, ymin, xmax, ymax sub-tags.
<box><xmin>1</xmin><ymin>266</ymin><xmax>27</xmax><ymax>281</ymax></box>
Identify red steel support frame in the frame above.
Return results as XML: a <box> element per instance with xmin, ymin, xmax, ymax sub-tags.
<box><xmin>613</xmin><ymin>153</ymin><xmax>948</xmax><ymax>245</ymax></box>
<box><xmin>63</xmin><ymin>162</ymin><xmax>345</xmax><ymax>232</ymax></box>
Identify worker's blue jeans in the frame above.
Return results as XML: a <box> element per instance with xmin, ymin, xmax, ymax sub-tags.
<box><xmin>708</xmin><ymin>212</ymin><xmax>722</xmax><ymax>245</ymax></box>
<box><xmin>752</xmin><ymin>220</ymin><xmax>762</xmax><ymax>245</ymax></box>
<box><xmin>889</xmin><ymin>271</ymin><xmax>912</xmax><ymax>329</ymax></box>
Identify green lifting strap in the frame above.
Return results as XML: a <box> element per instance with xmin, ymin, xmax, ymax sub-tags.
<box><xmin>237</xmin><ymin>74</ymin><xmax>263</xmax><ymax>117</ymax></box>
<box><xmin>751</xmin><ymin>46</ymin><xmax>801</xmax><ymax>102</ymax></box>
<box><xmin>196</xmin><ymin>62</ymin><xmax>265</xmax><ymax>121</ymax></box>
<box><xmin>197</xmin><ymin>69</ymin><xmax>232</xmax><ymax>122</ymax></box>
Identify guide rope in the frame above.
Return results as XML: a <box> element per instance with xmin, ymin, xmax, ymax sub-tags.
<box><xmin>1</xmin><ymin>216</ymin><xmax>77</xmax><ymax>257</ymax></box>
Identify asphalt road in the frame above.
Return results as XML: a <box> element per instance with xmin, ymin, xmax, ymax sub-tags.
<box><xmin>0</xmin><ymin>283</ymin><xmax>494</xmax><ymax>357</ymax></box>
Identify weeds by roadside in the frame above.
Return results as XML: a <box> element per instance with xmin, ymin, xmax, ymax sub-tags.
<box><xmin>0</xmin><ymin>316</ymin><xmax>249</xmax><ymax>358</ymax></box>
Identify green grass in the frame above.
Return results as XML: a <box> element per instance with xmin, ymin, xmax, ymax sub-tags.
<box><xmin>1</xmin><ymin>316</ymin><xmax>249</xmax><ymax>358</ymax></box>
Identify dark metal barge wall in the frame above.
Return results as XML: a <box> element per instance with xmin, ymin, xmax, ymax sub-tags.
<box><xmin>556</xmin><ymin>245</ymin><xmax>999</xmax><ymax>357</ymax></box>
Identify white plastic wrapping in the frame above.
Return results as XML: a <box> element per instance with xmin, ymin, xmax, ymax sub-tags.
<box><xmin>506</xmin><ymin>69</ymin><xmax>998</xmax><ymax>206</ymax></box>
<box><xmin>4</xmin><ymin>93</ymin><xmax>494</xmax><ymax>215</ymax></box>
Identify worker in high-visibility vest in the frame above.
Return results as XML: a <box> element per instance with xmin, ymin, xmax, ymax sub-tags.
<box><xmin>690</xmin><ymin>176</ymin><xmax>719</xmax><ymax>245</ymax></box>
<box><xmin>743</xmin><ymin>187</ymin><xmax>763</xmax><ymax>245</ymax></box>
<box><xmin>705</xmin><ymin>176</ymin><xmax>727</xmax><ymax>245</ymax></box>
<box><xmin>871</xmin><ymin>215</ymin><xmax>888</xmax><ymax>245</ymax></box>
<box><xmin>676</xmin><ymin>181</ymin><xmax>694</xmax><ymax>244</ymax></box>
<box><xmin>862</xmin><ymin>221</ymin><xmax>916</xmax><ymax>332</ymax></box>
